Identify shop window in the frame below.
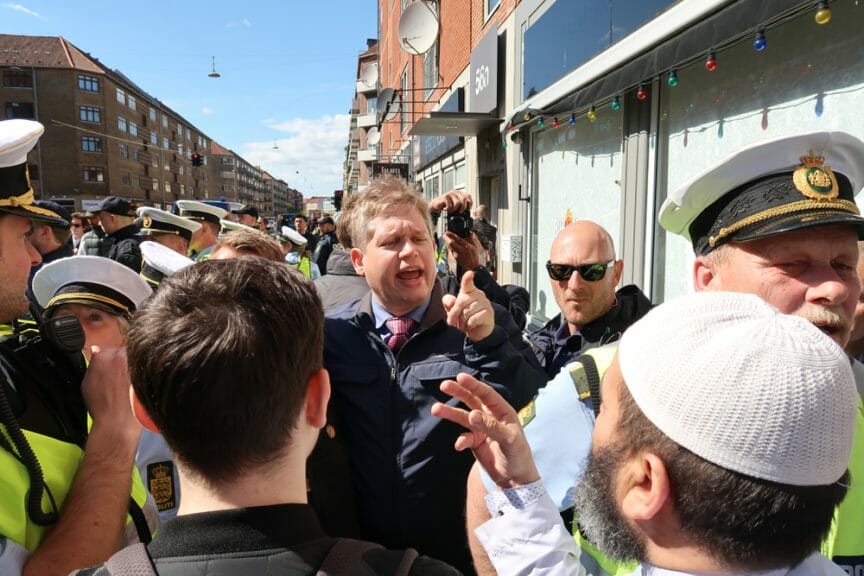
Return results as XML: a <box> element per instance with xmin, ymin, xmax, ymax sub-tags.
<box><xmin>529</xmin><ymin>105</ymin><xmax>623</xmax><ymax>323</ymax></box>
<box><xmin>454</xmin><ymin>163</ymin><xmax>466</xmax><ymax>187</ymax></box>
<box><xmin>443</xmin><ymin>168</ymin><xmax>455</xmax><ymax>191</ymax></box>
<box><xmin>652</xmin><ymin>1</ymin><xmax>864</xmax><ymax>303</ymax></box>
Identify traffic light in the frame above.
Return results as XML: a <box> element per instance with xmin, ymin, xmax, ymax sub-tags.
<box><xmin>333</xmin><ymin>190</ymin><xmax>344</xmax><ymax>211</ymax></box>
<box><xmin>191</xmin><ymin>152</ymin><xmax>203</xmax><ymax>167</ymax></box>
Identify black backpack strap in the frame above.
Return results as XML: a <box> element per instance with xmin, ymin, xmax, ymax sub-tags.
<box><xmin>317</xmin><ymin>539</ymin><xmax>419</xmax><ymax>576</ymax></box>
<box><xmin>103</xmin><ymin>543</ymin><xmax>158</xmax><ymax>576</ymax></box>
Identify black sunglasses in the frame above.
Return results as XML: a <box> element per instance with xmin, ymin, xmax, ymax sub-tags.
<box><xmin>546</xmin><ymin>260</ymin><xmax>615</xmax><ymax>282</ymax></box>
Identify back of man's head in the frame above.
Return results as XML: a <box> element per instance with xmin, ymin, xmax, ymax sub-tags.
<box><xmin>128</xmin><ymin>258</ymin><xmax>324</xmax><ymax>483</ymax></box>
<box><xmin>579</xmin><ymin>291</ymin><xmax>856</xmax><ymax>569</ymax></box>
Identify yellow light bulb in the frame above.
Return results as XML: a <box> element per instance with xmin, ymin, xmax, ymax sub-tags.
<box><xmin>815</xmin><ymin>5</ymin><xmax>832</xmax><ymax>24</ymax></box>
<box><xmin>587</xmin><ymin>108</ymin><xmax>597</xmax><ymax>123</ymax></box>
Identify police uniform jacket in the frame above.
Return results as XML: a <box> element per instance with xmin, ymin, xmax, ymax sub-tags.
<box><xmin>528</xmin><ymin>284</ymin><xmax>653</xmax><ymax>379</ymax></box>
<box><xmin>98</xmin><ymin>223</ymin><xmax>142</xmax><ymax>272</ymax></box>
<box><xmin>321</xmin><ymin>279</ymin><xmax>544</xmax><ymax>573</ymax></box>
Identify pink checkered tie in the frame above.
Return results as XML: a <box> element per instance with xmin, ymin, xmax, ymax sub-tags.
<box><xmin>385</xmin><ymin>316</ymin><xmax>416</xmax><ymax>352</ymax></box>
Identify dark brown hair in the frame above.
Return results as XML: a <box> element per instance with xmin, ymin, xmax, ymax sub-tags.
<box><xmin>614</xmin><ymin>382</ymin><xmax>848</xmax><ymax>570</ymax></box>
<box><xmin>128</xmin><ymin>258</ymin><xmax>323</xmax><ymax>482</ymax></box>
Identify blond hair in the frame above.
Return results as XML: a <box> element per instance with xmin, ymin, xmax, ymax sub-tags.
<box><xmin>344</xmin><ymin>175</ymin><xmax>432</xmax><ymax>250</ymax></box>
<box><xmin>214</xmin><ymin>229</ymin><xmax>284</xmax><ymax>262</ymax></box>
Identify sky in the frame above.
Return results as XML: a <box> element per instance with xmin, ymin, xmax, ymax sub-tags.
<box><xmin>2</xmin><ymin>0</ymin><xmax>378</xmax><ymax>199</ymax></box>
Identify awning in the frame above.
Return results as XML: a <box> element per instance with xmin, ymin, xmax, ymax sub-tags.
<box><xmin>410</xmin><ymin>112</ymin><xmax>502</xmax><ymax>137</ymax></box>
<box><xmin>506</xmin><ymin>0</ymin><xmax>814</xmax><ymax>130</ymax></box>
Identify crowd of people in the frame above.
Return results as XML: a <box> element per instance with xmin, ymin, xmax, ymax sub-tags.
<box><xmin>0</xmin><ymin>117</ymin><xmax>862</xmax><ymax>576</ymax></box>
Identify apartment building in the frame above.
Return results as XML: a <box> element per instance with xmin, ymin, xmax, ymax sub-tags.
<box><xmin>1</xmin><ymin>33</ymin><xmax>292</xmax><ymax>214</ymax></box>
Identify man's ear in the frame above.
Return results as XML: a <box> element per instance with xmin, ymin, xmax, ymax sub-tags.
<box><xmin>612</xmin><ymin>258</ymin><xmax>624</xmax><ymax>286</ymax></box>
<box><xmin>619</xmin><ymin>452</ymin><xmax>670</xmax><ymax>522</ymax></box>
<box><xmin>350</xmin><ymin>247</ymin><xmax>366</xmax><ymax>276</ymax></box>
<box><xmin>130</xmin><ymin>387</ymin><xmax>160</xmax><ymax>433</ymax></box>
<box><xmin>305</xmin><ymin>368</ymin><xmax>331</xmax><ymax>429</ymax></box>
<box><xmin>693</xmin><ymin>256</ymin><xmax>717</xmax><ymax>291</ymax></box>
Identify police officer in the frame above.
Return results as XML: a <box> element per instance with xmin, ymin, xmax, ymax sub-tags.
<box><xmin>136</xmin><ymin>206</ymin><xmax>201</xmax><ymax>257</ymax></box>
<box><xmin>175</xmin><ymin>200</ymin><xmax>227</xmax><ymax>261</ymax></box>
<box><xmin>0</xmin><ymin>119</ymin><xmax>150</xmax><ymax>576</ymax></box>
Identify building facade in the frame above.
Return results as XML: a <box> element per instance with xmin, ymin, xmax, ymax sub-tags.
<box><xmin>1</xmin><ymin>34</ymin><xmax>291</xmax><ymax>213</ymax></box>
<box><xmin>370</xmin><ymin>0</ymin><xmax>864</xmax><ymax>329</ymax></box>
<box><xmin>344</xmin><ymin>39</ymin><xmax>379</xmax><ymax>194</ymax></box>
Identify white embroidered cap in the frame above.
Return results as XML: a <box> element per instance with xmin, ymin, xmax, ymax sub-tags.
<box><xmin>618</xmin><ymin>291</ymin><xmax>856</xmax><ymax>486</ymax></box>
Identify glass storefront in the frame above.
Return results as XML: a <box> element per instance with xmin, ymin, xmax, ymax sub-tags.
<box><xmin>529</xmin><ymin>106</ymin><xmax>624</xmax><ymax>322</ymax></box>
<box><xmin>653</xmin><ymin>1</ymin><xmax>864</xmax><ymax>301</ymax></box>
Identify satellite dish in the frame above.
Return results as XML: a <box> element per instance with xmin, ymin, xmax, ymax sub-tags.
<box><xmin>367</xmin><ymin>126</ymin><xmax>381</xmax><ymax>146</ymax></box>
<box><xmin>398</xmin><ymin>1</ymin><xmax>439</xmax><ymax>55</ymax></box>
<box><xmin>377</xmin><ymin>88</ymin><xmax>401</xmax><ymax>122</ymax></box>
<box><xmin>360</xmin><ymin>63</ymin><xmax>379</xmax><ymax>87</ymax></box>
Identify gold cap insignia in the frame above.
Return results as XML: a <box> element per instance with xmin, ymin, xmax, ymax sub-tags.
<box><xmin>142</xmin><ymin>216</ymin><xmax>153</xmax><ymax>229</ymax></box>
<box><xmin>793</xmin><ymin>152</ymin><xmax>839</xmax><ymax>200</ymax></box>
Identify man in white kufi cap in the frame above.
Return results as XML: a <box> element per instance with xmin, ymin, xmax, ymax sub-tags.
<box><xmin>0</xmin><ymin>119</ymin><xmax>152</xmax><ymax>575</ymax></box>
<box><xmin>435</xmin><ymin>291</ymin><xmax>857</xmax><ymax>576</ymax></box>
<box><xmin>175</xmin><ymin>200</ymin><xmax>227</xmax><ymax>261</ymax></box>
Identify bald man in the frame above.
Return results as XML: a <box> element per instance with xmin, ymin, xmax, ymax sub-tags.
<box><xmin>528</xmin><ymin>220</ymin><xmax>652</xmax><ymax>378</ymax></box>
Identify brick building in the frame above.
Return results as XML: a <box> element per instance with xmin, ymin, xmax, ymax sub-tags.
<box><xmin>1</xmin><ymin>34</ymin><xmax>292</xmax><ymax>214</ymax></box>
<box><xmin>344</xmin><ymin>39</ymin><xmax>379</xmax><ymax>194</ymax></box>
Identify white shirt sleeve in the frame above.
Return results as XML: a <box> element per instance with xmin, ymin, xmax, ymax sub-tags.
<box><xmin>475</xmin><ymin>480</ymin><xmax>587</xmax><ymax>576</ymax></box>
<box><xmin>0</xmin><ymin>538</ymin><xmax>29</xmax><ymax>576</ymax></box>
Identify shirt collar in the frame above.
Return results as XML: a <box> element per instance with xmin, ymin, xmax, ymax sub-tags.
<box><xmin>554</xmin><ymin>318</ymin><xmax>579</xmax><ymax>346</ymax></box>
<box><xmin>371</xmin><ymin>293</ymin><xmax>431</xmax><ymax>330</ymax></box>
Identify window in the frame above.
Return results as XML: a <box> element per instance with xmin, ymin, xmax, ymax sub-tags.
<box><xmin>127</xmin><ymin>94</ymin><xmax>136</xmax><ymax>111</ymax></box>
<box><xmin>179</xmin><ymin>184</ymin><xmax>185</xmax><ymax>196</ymax></box>
<box><xmin>153</xmin><ymin>178</ymin><xmax>160</xmax><ymax>192</ymax></box>
<box><xmin>119</xmin><ymin>143</ymin><xmax>128</xmax><ymax>159</ymax></box>
<box><xmin>150</xmin><ymin>131</ymin><xmax>158</xmax><ymax>145</ymax></box>
<box><xmin>149</xmin><ymin>107</ymin><xmax>157</xmax><ymax>122</ymax></box>
<box><xmin>400</xmin><ymin>68</ymin><xmax>408</xmax><ymax>134</ymax></box>
<box><xmin>128</xmin><ymin>122</ymin><xmax>138</xmax><ymax>136</ymax></box>
<box><xmin>121</xmin><ymin>172</ymin><xmax>131</xmax><ymax>186</ymax></box>
<box><xmin>177</xmin><ymin>143</ymin><xmax>184</xmax><ymax>156</ymax></box>
<box><xmin>165</xmin><ymin>182</ymin><xmax>172</xmax><ymax>194</ymax></box>
<box><xmin>163</xmin><ymin>137</ymin><xmax>169</xmax><ymax>149</ymax></box>
<box><xmin>454</xmin><ymin>163</ymin><xmax>466</xmax><ymax>187</ymax></box>
<box><xmin>529</xmin><ymin>105</ymin><xmax>623</xmax><ymax>323</ymax></box>
<box><xmin>177</xmin><ymin>124</ymin><xmax>184</xmax><ymax>137</ymax></box>
<box><xmin>118</xmin><ymin>117</ymin><xmax>127</xmax><ymax>132</ymax></box>
<box><xmin>485</xmin><ymin>0</ymin><xmax>500</xmax><ymax>17</ymax></box>
<box><xmin>443</xmin><ymin>167</ymin><xmax>454</xmax><ymax>191</ymax></box>
<box><xmin>151</xmin><ymin>154</ymin><xmax>159</xmax><ymax>168</ymax></box>
<box><xmin>185</xmin><ymin>128</ymin><xmax>191</xmax><ymax>140</ymax></box>
<box><xmin>162</xmin><ymin>115</ymin><xmax>168</xmax><ymax>128</ymax></box>
<box><xmin>79</xmin><ymin>106</ymin><xmax>101</xmax><ymax>123</ymax></box>
<box><xmin>423</xmin><ymin>40</ymin><xmax>439</xmax><ymax>100</ymax></box>
<box><xmin>81</xmin><ymin>136</ymin><xmax>102</xmax><ymax>152</ymax></box>
<box><xmin>131</xmin><ymin>148</ymin><xmax>139</xmax><ymax>161</ymax></box>
<box><xmin>83</xmin><ymin>166</ymin><xmax>104</xmax><ymax>182</ymax></box>
<box><xmin>4</xmin><ymin>69</ymin><xmax>32</xmax><ymax>88</ymax></box>
<box><xmin>4</xmin><ymin>102</ymin><xmax>34</xmax><ymax>119</ymax></box>
<box><xmin>78</xmin><ymin>75</ymin><xmax>99</xmax><ymax>92</ymax></box>
<box><xmin>178</xmin><ymin>164</ymin><xmax>184</xmax><ymax>175</ymax></box>
<box><xmin>116</xmin><ymin>88</ymin><xmax>126</xmax><ymax>105</ymax></box>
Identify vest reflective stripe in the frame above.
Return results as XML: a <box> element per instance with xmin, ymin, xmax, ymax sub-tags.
<box><xmin>565</xmin><ymin>345</ymin><xmax>637</xmax><ymax>576</ymax></box>
<box><xmin>821</xmin><ymin>394</ymin><xmax>864</xmax><ymax>567</ymax></box>
<box><xmin>0</xmin><ymin>426</ymin><xmax>150</xmax><ymax>552</ymax></box>
<box><xmin>290</xmin><ymin>257</ymin><xmax>312</xmax><ymax>278</ymax></box>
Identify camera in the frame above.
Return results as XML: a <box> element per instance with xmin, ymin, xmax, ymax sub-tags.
<box><xmin>446</xmin><ymin>210</ymin><xmax>473</xmax><ymax>239</ymax></box>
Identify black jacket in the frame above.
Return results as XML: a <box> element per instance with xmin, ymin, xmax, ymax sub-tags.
<box><xmin>528</xmin><ymin>284</ymin><xmax>653</xmax><ymax>379</ymax></box>
<box><xmin>314</xmin><ymin>248</ymin><xmax>370</xmax><ymax>315</ymax></box>
<box><xmin>98</xmin><ymin>223</ymin><xmax>142</xmax><ymax>272</ymax></box>
<box><xmin>319</xmin><ymin>281</ymin><xmax>544</xmax><ymax>573</ymax></box>
<box><xmin>314</xmin><ymin>231</ymin><xmax>339</xmax><ymax>275</ymax></box>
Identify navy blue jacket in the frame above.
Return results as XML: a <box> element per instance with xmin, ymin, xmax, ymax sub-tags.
<box><xmin>322</xmin><ymin>280</ymin><xmax>544</xmax><ymax>573</ymax></box>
